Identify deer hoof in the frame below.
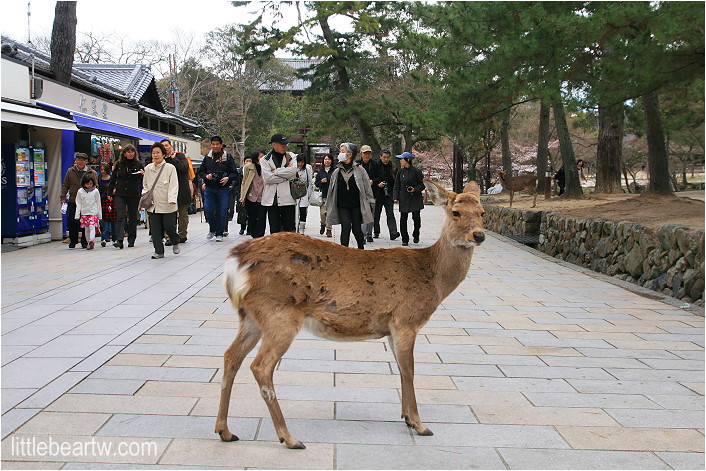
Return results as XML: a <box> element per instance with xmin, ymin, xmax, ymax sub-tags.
<box><xmin>218</xmin><ymin>431</ymin><xmax>239</xmax><ymax>442</ymax></box>
<box><xmin>280</xmin><ymin>437</ymin><xmax>306</xmax><ymax>449</ymax></box>
<box><xmin>416</xmin><ymin>426</ymin><xmax>434</xmax><ymax>436</ymax></box>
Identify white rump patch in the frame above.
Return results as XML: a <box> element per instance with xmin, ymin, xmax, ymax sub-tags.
<box><xmin>223</xmin><ymin>258</ymin><xmax>250</xmax><ymax>309</ymax></box>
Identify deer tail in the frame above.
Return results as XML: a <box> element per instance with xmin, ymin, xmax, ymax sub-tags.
<box><xmin>223</xmin><ymin>257</ymin><xmax>250</xmax><ymax>310</ymax></box>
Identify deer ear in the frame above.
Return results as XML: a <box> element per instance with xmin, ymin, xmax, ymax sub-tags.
<box><xmin>424</xmin><ymin>179</ymin><xmax>455</xmax><ymax>205</ymax></box>
<box><xmin>463</xmin><ymin>181</ymin><xmax>480</xmax><ymax>197</ymax></box>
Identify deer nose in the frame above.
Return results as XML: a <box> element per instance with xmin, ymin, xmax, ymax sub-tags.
<box><xmin>473</xmin><ymin>232</ymin><xmax>485</xmax><ymax>244</ymax></box>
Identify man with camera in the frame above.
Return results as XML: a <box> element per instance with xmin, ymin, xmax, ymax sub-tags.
<box><xmin>199</xmin><ymin>136</ymin><xmax>238</xmax><ymax>241</ymax></box>
<box><xmin>372</xmin><ymin>149</ymin><xmax>400</xmax><ymax>241</ymax></box>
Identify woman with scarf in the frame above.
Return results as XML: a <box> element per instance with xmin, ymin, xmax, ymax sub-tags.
<box><xmin>325</xmin><ymin>142</ymin><xmax>375</xmax><ymax>249</ymax></box>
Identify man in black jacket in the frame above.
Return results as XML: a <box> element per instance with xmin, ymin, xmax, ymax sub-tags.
<box><xmin>372</xmin><ymin>149</ymin><xmax>400</xmax><ymax>240</ymax></box>
<box><xmin>162</xmin><ymin>139</ymin><xmax>190</xmax><ymax>244</ymax></box>
<box><xmin>198</xmin><ymin>136</ymin><xmax>238</xmax><ymax>242</ymax></box>
<box><xmin>356</xmin><ymin>145</ymin><xmax>377</xmax><ymax>243</ymax></box>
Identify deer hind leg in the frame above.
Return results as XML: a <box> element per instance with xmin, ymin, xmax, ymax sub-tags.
<box><xmin>509</xmin><ymin>190</ymin><xmax>514</xmax><ymax>208</ymax></box>
<box><xmin>390</xmin><ymin>326</ymin><xmax>433</xmax><ymax>436</ymax></box>
<box><xmin>532</xmin><ymin>190</ymin><xmax>537</xmax><ymax>208</ymax></box>
<box><xmin>216</xmin><ymin>309</ymin><xmax>261</xmax><ymax>442</ymax></box>
<box><xmin>250</xmin><ymin>319</ymin><xmax>304</xmax><ymax>449</ymax></box>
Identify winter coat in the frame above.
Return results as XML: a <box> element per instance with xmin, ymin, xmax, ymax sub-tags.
<box><xmin>74</xmin><ymin>187</ymin><xmax>102</xmax><ymax>219</ymax></box>
<box><xmin>198</xmin><ymin>151</ymin><xmax>238</xmax><ymax>190</ymax></box>
<box><xmin>165</xmin><ymin>152</ymin><xmax>191</xmax><ymax>205</ymax></box>
<box><xmin>393</xmin><ymin>165</ymin><xmax>425</xmax><ymax>213</ymax></box>
<box><xmin>315</xmin><ymin>165</ymin><xmax>335</xmax><ymax>198</ymax></box>
<box><xmin>325</xmin><ymin>162</ymin><xmax>375</xmax><ymax>226</ymax></box>
<box><xmin>296</xmin><ymin>164</ymin><xmax>314</xmax><ymax>208</ymax></box>
<box><xmin>108</xmin><ymin>158</ymin><xmax>144</xmax><ymax>198</ymax></box>
<box><xmin>61</xmin><ymin>166</ymin><xmax>99</xmax><ymax>203</ymax></box>
<box><xmin>372</xmin><ymin>160</ymin><xmax>397</xmax><ymax>202</ymax></box>
<box><xmin>260</xmin><ymin>150</ymin><xmax>298</xmax><ymax>206</ymax></box>
<box><xmin>142</xmin><ymin>161</ymin><xmax>179</xmax><ymax>214</ymax></box>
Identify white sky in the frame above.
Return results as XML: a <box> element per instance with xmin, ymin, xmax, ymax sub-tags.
<box><xmin>1</xmin><ymin>0</ymin><xmax>261</xmax><ymax>44</ymax></box>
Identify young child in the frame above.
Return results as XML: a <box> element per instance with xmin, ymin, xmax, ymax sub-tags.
<box><xmin>75</xmin><ymin>173</ymin><xmax>102</xmax><ymax>250</ymax></box>
<box><xmin>98</xmin><ymin>163</ymin><xmax>117</xmax><ymax>247</ymax></box>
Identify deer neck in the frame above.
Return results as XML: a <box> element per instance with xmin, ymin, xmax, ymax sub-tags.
<box><xmin>427</xmin><ymin>226</ymin><xmax>475</xmax><ymax>300</ymax></box>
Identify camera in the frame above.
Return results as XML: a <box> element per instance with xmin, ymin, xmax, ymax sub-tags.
<box><xmin>211</xmin><ymin>171</ymin><xmax>224</xmax><ymax>180</ymax></box>
<box><xmin>383</xmin><ymin>182</ymin><xmax>390</xmax><ymax>197</ymax></box>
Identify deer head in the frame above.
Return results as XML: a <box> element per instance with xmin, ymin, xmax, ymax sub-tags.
<box><xmin>424</xmin><ymin>179</ymin><xmax>485</xmax><ymax>248</ymax></box>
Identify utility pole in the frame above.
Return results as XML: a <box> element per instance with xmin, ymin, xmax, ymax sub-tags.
<box><xmin>27</xmin><ymin>1</ymin><xmax>32</xmax><ymax>44</ymax></box>
<box><xmin>169</xmin><ymin>54</ymin><xmax>180</xmax><ymax>115</ymax></box>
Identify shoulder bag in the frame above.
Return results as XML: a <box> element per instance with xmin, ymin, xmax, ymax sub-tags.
<box><xmin>139</xmin><ymin>163</ymin><xmax>165</xmax><ymax>210</ymax></box>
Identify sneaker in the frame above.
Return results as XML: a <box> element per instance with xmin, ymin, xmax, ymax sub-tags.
<box><xmin>87</xmin><ymin>241</ymin><xmax>95</xmax><ymax>250</ymax></box>
<box><xmin>366</xmin><ymin>236</ymin><xmax>374</xmax><ymax>243</ymax></box>
<box><xmin>207</xmin><ymin>232</ymin><xmax>215</xmax><ymax>240</ymax></box>
<box><xmin>390</xmin><ymin>232</ymin><xmax>400</xmax><ymax>241</ymax></box>
<box><xmin>326</xmin><ymin>229</ymin><xmax>332</xmax><ymax>238</ymax></box>
<box><xmin>215</xmin><ymin>235</ymin><xmax>223</xmax><ymax>242</ymax></box>
<box><xmin>151</xmin><ymin>253</ymin><xmax>164</xmax><ymax>259</ymax></box>
<box><xmin>172</xmin><ymin>244</ymin><xmax>180</xmax><ymax>254</ymax></box>
<box><xmin>101</xmin><ymin>241</ymin><xmax>106</xmax><ymax>247</ymax></box>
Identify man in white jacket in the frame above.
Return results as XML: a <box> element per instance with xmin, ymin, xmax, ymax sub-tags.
<box><xmin>260</xmin><ymin>133</ymin><xmax>298</xmax><ymax>233</ymax></box>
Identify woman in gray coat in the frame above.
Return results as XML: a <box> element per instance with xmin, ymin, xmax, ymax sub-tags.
<box><xmin>393</xmin><ymin>152</ymin><xmax>425</xmax><ymax>246</ymax></box>
<box><xmin>325</xmin><ymin>142</ymin><xmax>375</xmax><ymax>249</ymax></box>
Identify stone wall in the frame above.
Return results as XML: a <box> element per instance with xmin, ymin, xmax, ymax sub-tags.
<box><xmin>483</xmin><ymin>204</ymin><xmax>705</xmax><ymax>306</ymax></box>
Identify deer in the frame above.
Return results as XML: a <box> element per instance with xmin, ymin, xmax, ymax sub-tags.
<box><xmin>497</xmin><ymin>170</ymin><xmax>538</xmax><ymax>208</ymax></box>
<box><xmin>215</xmin><ymin>179</ymin><xmax>485</xmax><ymax>449</ymax></box>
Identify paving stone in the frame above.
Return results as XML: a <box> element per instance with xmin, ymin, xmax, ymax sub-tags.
<box><xmin>437</xmin><ymin>352</ymin><xmax>544</xmax><ymax>366</ymax></box>
<box><xmin>646</xmin><ymin>394</ymin><xmax>704</xmax><ymax>410</ymax></box>
<box><xmin>23</xmin><ymin>335</ymin><xmax>116</xmax><ymax>358</ymax></box>
<box><xmin>606</xmin><ymin>408</ymin><xmax>705</xmax><ymax>428</ymax></box>
<box><xmin>257</xmin><ymin>418</ymin><xmax>415</xmax><ymax>445</ymax></box>
<box><xmin>454</xmin><ymin>376</ymin><xmax>577</xmax><ymax>393</ymax></box>
<box><xmin>71</xmin><ymin>346</ymin><xmax>124</xmax><ymax>372</ymax></box>
<box><xmin>524</xmin><ymin>392</ymin><xmax>659</xmax><ymax>409</ymax></box>
<box><xmin>410</xmin><ymin>423</ymin><xmax>571</xmax><ymax>448</ymax></box>
<box><xmin>539</xmin><ymin>356</ymin><xmax>647</xmax><ymax>369</ymax></box>
<box><xmin>556</xmin><ymin>426</ymin><xmax>705</xmax><ymax>452</ymax></box>
<box><xmin>334</xmin><ymin>373</ymin><xmax>455</xmax><ymax>390</ymax></box>
<box><xmin>639</xmin><ymin>358</ymin><xmax>705</xmax><ymax>370</ymax></box>
<box><xmin>335</xmin><ymin>402</ymin><xmax>476</xmax><ymax>424</ymax></box>
<box><xmin>1</xmin><ymin>389</ymin><xmax>35</xmax><ymax>415</ymax></box>
<box><xmin>70</xmin><ymin>379</ymin><xmax>145</xmax><ymax>395</ymax></box>
<box><xmin>499</xmin><ymin>365</ymin><xmax>614</xmax><ymax>380</ymax></box>
<box><xmin>655</xmin><ymin>451</ymin><xmax>706</xmax><ymax>470</ymax></box>
<box><xmin>62</xmin><ymin>463</ymin><xmax>234</xmax><ymax>470</ymax></box>
<box><xmin>46</xmin><ymin>394</ymin><xmax>197</xmax><ymax>415</ymax></box>
<box><xmin>1</xmin><ymin>325</ymin><xmax>74</xmax><ymax>346</ymax></box>
<box><xmin>1</xmin><ymin>358</ymin><xmax>82</xmax><ymax>389</ymax></box>
<box><xmin>69</xmin><ymin>317</ymin><xmax>142</xmax><ymax>335</ymax></box>
<box><xmin>1</xmin><ymin>460</ymin><xmax>64</xmax><ymax>469</ymax></box>
<box><xmin>89</xmin><ymin>365</ymin><xmax>216</xmax><ymax>382</ymax></box>
<box><xmin>576</xmin><ymin>347</ymin><xmax>681</xmax><ymax>360</ymax></box>
<box><xmin>17</xmin><ymin>371</ymin><xmax>90</xmax><ymax>409</ymax></box>
<box><xmin>191</xmin><ymin>397</ymin><xmax>334</xmax><ymax>420</ymax></box>
<box><xmin>278</xmin><ymin>359</ymin><xmax>390</xmax><ymax>375</ymax></box>
<box><xmin>392</xmin><ymin>362</ymin><xmax>504</xmax><ymax>378</ymax></box>
<box><xmin>122</xmin><ymin>343</ymin><xmax>226</xmax><ymax>357</ymax></box>
<box><xmin>134</xmin><ymin>335</ymin><xmax>190</xmax><ymax>345</ymax></box>
<box><xmin>15</xmin><ymin>412</ymin><xmax>110</xmax><ymax>436</ymax></box>
<box><xmin>567</xmin><ymin>379</ymin><xmax>698</xmax><ymax>396</ymax></box>
<box><xmin>337</xmin><ymin>444</ymin><xmax>504</xmax><ymax>469</ymax></box>
<box><xmin>605</xmin><ymin>368</ymin><xmax>704</xmax><ymax>382</ymax></box>
<box><xmin>97</xmin><ymin>414</ymin><xmax>258</xmax><ymax>440</ymax></box>
<box><xmin>158</xmin><ymin>438</ymin><xmax>333</xmax><ymax>469</ymax></box>
<box><xmin>498</xmin><ymin>448</ymin><xmax>670</xmax><ymax>470</ymax></box>
<box><xmin>414</xmin><ymin>344</ymin><xmax>484</xmax><ymax>354</ymax></box>
<box><xmin>106</xmin><ymin>354</ymin><xmax>169</xmax><ymax>367</ymax></box>
<box><xmin>482</xmin><ymin>345</ymin><xmax>580</xmax><ymax>356</ymax></box>
<box><xmin>1</xmin><ymin>409</ymin><xmax>41</xmax><ymax>439</ymax></box>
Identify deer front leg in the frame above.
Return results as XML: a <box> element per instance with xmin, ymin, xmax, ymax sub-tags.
<box><xmin>390</xmin><ymin>327</ymin><xmax>433</xmax><ymax>436</ymax></box>
<box><xmin>216</xmin><ymin>313</ymin><xmax>261</xmax><ymax>442</ymax></box>
<box><xmin>250</xmin><ymin>327</ymin><xmax>305</xmax><ymax>449</ymax></box>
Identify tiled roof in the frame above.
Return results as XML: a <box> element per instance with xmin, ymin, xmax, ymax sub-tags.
<box><xmin>73</xmin><ymin>63</ymin><xmax>154</xmax><ymax>103</ymax></box>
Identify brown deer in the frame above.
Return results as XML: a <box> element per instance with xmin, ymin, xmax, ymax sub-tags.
<box><xmin>215</xmin><ymin>179</ymin><xmax>485</xmax><ymax>449</ymax></box>
<box><xmin>497</xmin><ymin>170</ymin><xmax>538</xmax><ymax>208</ymax></box>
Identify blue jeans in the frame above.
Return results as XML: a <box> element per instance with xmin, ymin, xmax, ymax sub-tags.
<box><xmin>100</xmin><ymin>220</ymin><xmax>115</xmax><ymax>242</ymax></box>
<box><xmin>204</xmin><ymin>187</ymin><xmax>229</xmax><ymax>236</ymax></box>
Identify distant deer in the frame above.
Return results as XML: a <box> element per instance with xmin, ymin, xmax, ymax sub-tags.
<box><xmin>497</xmin><ymin>170</ymin><xmax>538</xmax><ymax>208</ymax></box>
<box><xmin>215</xmin><ymin>179</ymin><xmax>485</xmax><ymax>449</ymax></box>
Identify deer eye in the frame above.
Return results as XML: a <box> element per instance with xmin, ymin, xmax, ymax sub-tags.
<box><xmin>452</xmin><ymin>211</ymin><xmax>461</xmax><ymax>217</ymax></box>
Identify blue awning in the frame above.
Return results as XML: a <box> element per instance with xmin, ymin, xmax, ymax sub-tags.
<box><xmin>71</xmin><ymin>113</ymin><xmax>166</xmax><ymax>142</ymax></box>
<box><xmin>35</xmin><ymin>102</ymin><xmax>166</xmax><ymax>142</ymax></box>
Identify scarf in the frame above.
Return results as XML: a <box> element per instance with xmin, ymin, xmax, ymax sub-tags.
<box><xmin>339</xmin><ymin>162</ymin><xmax>355</xmax><ymax>190</ymax></box>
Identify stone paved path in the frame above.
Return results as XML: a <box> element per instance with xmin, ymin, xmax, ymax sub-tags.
<box><xmin>1</xmin><ymin>206</ymin><xmax>704</xmax><ymax>469</ymax></box>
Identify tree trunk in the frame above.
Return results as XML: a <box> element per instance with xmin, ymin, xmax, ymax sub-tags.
<box><xmin>552</xmin><ymin>100</ymin><xmax>582</xmax><ymax>198</ymax></box>
<box><xmin>500</xmin><ymin>109</ymin><xmax>512</xmax><ymax>175</ymax></box>
<box><xmin>50</xmin><ymin>1</ymin><xmax>77</xmax><ymax>85</ymax></box>
<box><xmin>643</xmin><ymin>91</ymin><xmax>672</xmax><ymax>195</ymax></box>
<box><xmin>535</xmin><ymin>100</ymin><xmax>550</xmax><ymax>193</ymax></box>
<box><xmin>595</xmin><ymin>102</ymin><xmax>625</xmax><ymax>193</ymax></box>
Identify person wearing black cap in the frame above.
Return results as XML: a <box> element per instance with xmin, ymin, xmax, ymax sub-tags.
<box><xmin>393</xmin><ymin>151</ymin><xmax>424</xmax><ymax>246</ymax></box>
<box><xmin>260</xmin><ymin>133</ymin><xmax>298</xmax><ymax>233</ymax></box>
<box><xmin>198</xmin><ymin>136</ymin><xmax>238</xmax><ymax>241</ymax></box>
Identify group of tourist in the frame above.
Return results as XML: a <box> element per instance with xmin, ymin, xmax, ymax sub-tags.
<box><xmin>62</xmin><ymin>133</ymin><xmax>426</xmax><ymax>258</ymax></box>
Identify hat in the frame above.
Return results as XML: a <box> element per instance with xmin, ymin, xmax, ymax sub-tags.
<box><xmin>270</xmin><ymin>133</ymin><xmax>289</xmax><ymax>145</ymax></box>
<box><xmin>395</xmin><ymin>151</ymin><xmax>413</xmax><ymax>160</ymax></box>
<box><xmin>360</xmin><ymin>145</ymin><xmax>372</xmax><ymax>153</ymax></box>
<box><xmin>74</xmin><ymin>153</ymin><xmax>89</xmax><ymax>160</ymax></box>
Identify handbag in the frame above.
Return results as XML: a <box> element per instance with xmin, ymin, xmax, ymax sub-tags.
<box><xmin>236</xmin><ymin>200</ymin><xmax>247</xmax><ymax>225</ymax></box>
<box><xmin>139</xmin><ymin>163</ymin><xmax>166</xmax><ymax>210</ymax></box>
<box><xmin>309</xmin><ymin>189</ymin><xmax>323</xmax><ymax>207</ymax></box>
<box><xmin>290</xmin><ymin>166</ymin><xmax>310</xmax><ymax>200</ymax></box>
